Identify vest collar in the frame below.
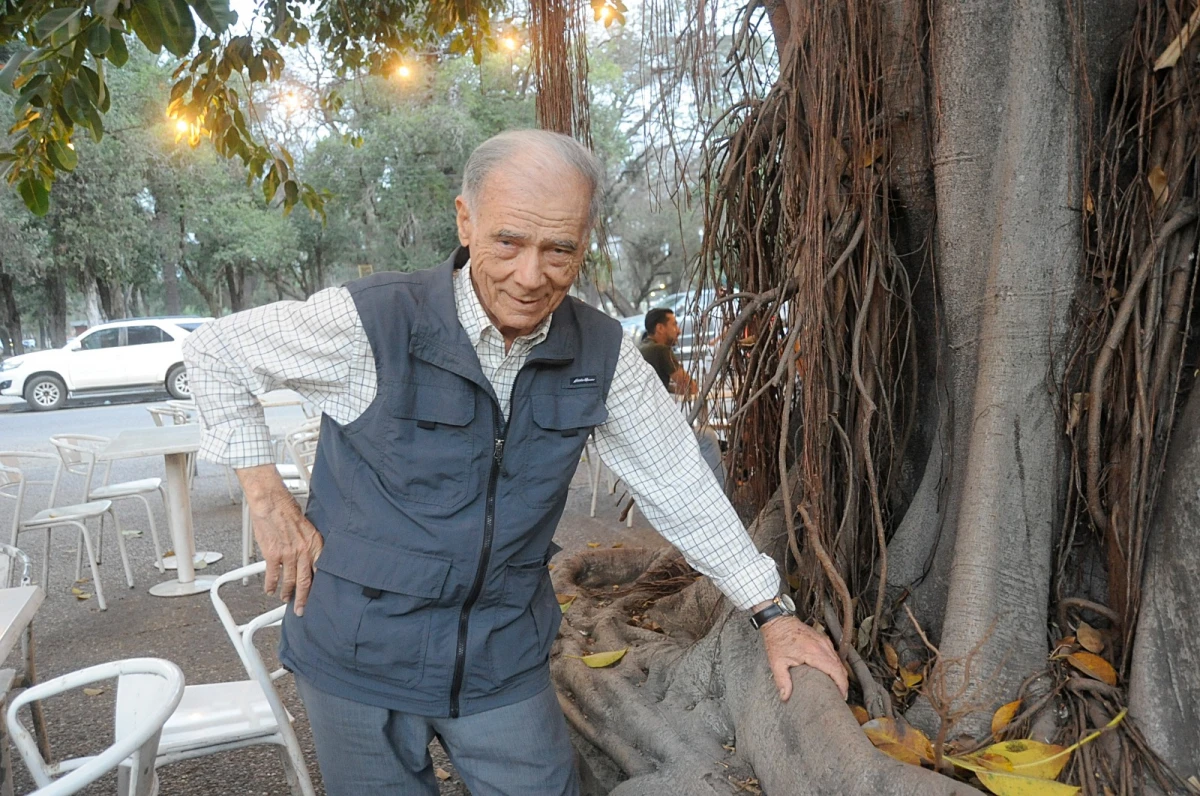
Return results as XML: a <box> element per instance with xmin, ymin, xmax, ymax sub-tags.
<box><xmin>409</xmin><ymin>247</ymin><xmax>581</xmax><ymax>378</ymax></box>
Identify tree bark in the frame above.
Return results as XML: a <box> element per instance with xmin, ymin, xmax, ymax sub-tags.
<box><xmin>1128</xmin><ymin>380</ymin><xmax>1200</xmax><ymax>778</ymax></box>
<box><xmin>0</xmin><ymin>260</ymin><xmax>23</xmax><ymax>355</ymax></box>
<box><xmin>46</xmin><ymin>267</ymin><xmax>67</xmax><ymax>347</ymax></box>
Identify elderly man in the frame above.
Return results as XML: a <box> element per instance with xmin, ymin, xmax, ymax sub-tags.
<box><xmin>184</xmin><ymin>129</ymin><xmax>846</xmax><ymax>796</ymax></box>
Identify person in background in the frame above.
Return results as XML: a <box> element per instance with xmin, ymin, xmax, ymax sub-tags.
<box><xmin>638</xmin><ymin>307</ymin><xmax>726</xmax><ymax>487</ymax></box>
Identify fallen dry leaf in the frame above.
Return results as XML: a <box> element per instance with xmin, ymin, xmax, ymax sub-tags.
<box><xmin>1148</xmin><ymin>167</ymin><xmax>1169</xmax><ymax>206</ymax></box>
<box><xmin>876</xmin><ymin>741</ymin><xmax>922</xmax><ymax>766</ymax></box>
<box><xmin>991</xmin><ymin>700</ymin><xmax>1023</xmax><ymax>736</ymax></box>
<box><xmin>70</xmin><ymin>587</ymin><xmax>92</xmax><ymax>601</ymax></box>
<box><xmin>586</xmin><ymin>542</ymin><xmax>601</xmax><ymax>549</ymax></box>
<box><xmin>557</xmin><ymin>594</ymin><xmax>576</xmax><ymax>614</ymax></box>
<box><xmin>571</xmin><ymin>648</ymin><xmax>627</xmax><ymax>668</ymax></box>
<box><xmin>611</xmin><ymin>542</ymin><xmax>624</xmax><ymax>549</ymax></box>
<box><xmin>976</xmin><ymin>769</ymin><xmax>1080</xmax><ymax>796</ymax></box>
<box><xmin>884</xmin><ymin>642</ymin><xmax>900</xmax><ymax>672</ymax></box>
<box><xmin>850</xmin><ymin>705</ymin><xmax>870</xmax><ymax>725</ymax></box>
<box><xmin>1076</xmin><ymin>622</ymin><xmax>1104</xmax><ymax>654</ymax></box>
<box><xmin>82</xmin><ymin>687</ymin><xmax>105</xmax><ymax>697</ymax></box>
<box><xmin>862</xmin><ymin>716</ymin><xmax>934</xmax><ymax>765</ymax></box>
<box><xmin>1067</xmin><ymin>651</ymin><xmax>1117</xmax><ymax>686</ymax></box>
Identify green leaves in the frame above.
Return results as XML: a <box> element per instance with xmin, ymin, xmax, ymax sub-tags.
<box><xmin>0</xmin><ymin>47</ymin><xmax>32</xmax><ymax>95</ymax></box>
<box><xmin>34</xmin><ymin>8</ymin><xmax>82</xmax><ymax>42</ymax></box>
<box><xmin>189</xmin><ymin>0</ymin><xmax>238</xmax><ymax>34</ymax></box>
<box><xmin>159</xmin><ymin>0</ymin><xmax>198</xmax><ymax>57</ymax></box>
<box><xmin>18</xmin><ymin>174</ymin><xmax>49</xmax><ymax>216</ymax></box>
<box><xmin>130</xmin><ymin>1</ymin><xmax>166</xmax><ymax>54</ymax></box>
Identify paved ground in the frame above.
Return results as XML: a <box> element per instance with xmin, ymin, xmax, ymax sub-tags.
<box><xmin>0</xmin><ymin>395</ymin><xmax>665</xmax><ymax>795</ymax></box>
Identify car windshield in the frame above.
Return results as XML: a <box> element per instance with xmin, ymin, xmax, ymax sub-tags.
<box><xmin>173</xmin><ymin>321</ymin><xmax>207</xmax><ymax>332</ymax></box>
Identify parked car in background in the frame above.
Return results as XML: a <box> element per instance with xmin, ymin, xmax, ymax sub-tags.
<box><xmin>0</xmin><ymin>317</ymin><xmax>211</xmax><ymax>411</ymax></box>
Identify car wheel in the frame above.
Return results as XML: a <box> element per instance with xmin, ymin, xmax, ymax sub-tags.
<box><xmin>166</xmin><ymin>364</ymin><xmax>191</xmax><ymax>400</ymax></box>
<box><xmin>24</xmin><ymin>375</ymin><xmax>66</xmax><ymax>411</ymax></box>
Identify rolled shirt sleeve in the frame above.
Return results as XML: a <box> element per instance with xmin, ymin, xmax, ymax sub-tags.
<box><xmin>182</xmin><ymin>287</ymin><xmax>375</xmax><ymax>469</ymax></box>
<box><xmin>593</xmin><ymin>337</ymin><xmax>781</xmax><ymax>611</ymax></box>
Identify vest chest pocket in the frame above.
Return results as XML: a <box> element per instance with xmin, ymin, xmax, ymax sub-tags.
<box><xmin>517</xmin><ymin>393</ymin><xmax>608</xmax><ymax>509</ymax></box>
<box><xmin>375</xmin><ymin>381</ymin><xmax>479</xmax><ymax>510</ymax></box>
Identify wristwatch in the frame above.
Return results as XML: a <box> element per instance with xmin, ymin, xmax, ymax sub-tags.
<box><xmin>749</xmin><ymin>593</ymin><xmax>796</xmax><ymax>630</ymax></box>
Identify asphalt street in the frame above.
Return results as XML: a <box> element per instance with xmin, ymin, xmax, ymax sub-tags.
<box><xmin>0</xmin><ymin>396</ymin><xmax>664</xmax><ymax>795</ymax></box>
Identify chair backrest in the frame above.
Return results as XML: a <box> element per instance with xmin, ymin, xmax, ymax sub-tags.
<box><xmin>8</xmin><ymin>657</ymin><xmax>184</xmax><ymax>796</ymax></box>
<box><xmin>283</xmin><ymin>428</ymin><xmax>320</xmax><ymax>487</ymax></box>
<box><xmin>0</xmin><ymin>452</ymin><xmax>65</xmax><ymax>542</ymax></box>
<box><xmin>0</xmin><ymin>543</ymin><xmax>33</xmax><ymax>588</ymax></box>
<box><xmin>48</xmin><ymin>435</ymin><xmax>110</xmax><ymax>500</ymax></box>
<box><xmin>210</xmin><ymin>563</ymin><xmax>313</xmax><ymax>790</ymax></box>
<box><xmin>147</xmin><ymin>405</ymin><xmax>193</xmax><ymax>427</ymax></box>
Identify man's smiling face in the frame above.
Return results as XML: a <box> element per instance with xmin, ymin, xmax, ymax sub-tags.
<box><xmin>455</xmin><ymin>152</ymin><xmax>592</xmax><ymax>346</ymax></box>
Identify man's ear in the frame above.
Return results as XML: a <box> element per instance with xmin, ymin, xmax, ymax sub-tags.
<box><xmin>454</xmin><ymin>195</ymin><xmax>472</xmax><ymax>247</ymax></box>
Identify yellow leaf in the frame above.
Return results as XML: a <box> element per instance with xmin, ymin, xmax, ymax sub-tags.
<box><xmin>884</xmin><ymin>642</ymin><xmax>899</xmax><ymax>672</ymax></box>
<box><xmin>1148</xmin><ymin>167</ymin><xmax>1169</xmax><ymax>206</ymax></box>
<box><xmin>859</xmin><ymin>139</ymin><xmax>887</xmax><ymax>168</ymax></box>
<box><xmin>611</xmin><ymin>542</ymin><xmax>624</xmax><ymax>548</ymax></box>
<box><xmin>1153</xmin><ymin>2</ymin><xmax>1200</xmax><ymax>71</ymax></box>
<box><xmin>558</xmin><ymin>594</ymin><xmax>576</xmax><ymax>614</ymax></box>
<box><xmin>587</xmin><ymin>542</ymin><xmax>601</xmax><ymax>549</ymax></box>
<box><xmin>977</xmin><ymin>769</ymin><xmax>1080</xmax><ymax>796</ymax></box>
<box><xmin>900</xmin><ymin>667</ymin><xmax>923</xmax><ymax>689</ymax></box>
<box><xmin>850</xmin><ymin>705</ymin><xmax>870</xmax><ymax>725</ymax></box>
<box><xmin>1084</xmin><ymin>192</ymin><xmax>1095</xmax><ymax>215</ymax></box>
<box><xmin>877</xmin><ymin>742</ymin><xmax>922</xmax><ymax>766</ymax></box>
<box><xmin>1076</xmin><ymin>622</ymin><xmax>1104</xmax><ymax>654</ymax></box>
<box><xmin>992</xmin><ymin>700</ymin><xmax>1022</xmax><ymax>736</ymax></box>
<box><xmin>1067</xmin><ymin>651</ymin><xmax>1117</xmax><ymax>686</ymax></box>
<box><xmin>576</xmin><ymin>648</ymin><xmax>627</xmax><ymax>668</ymax></box>
<box><xmin>862</xmin><ymin>717</ymin><xmax>934</xmax><ymax>764</ymax></box>
<box><xmin>83</xmin><ymin>687</ymin><xmax>105</xmax><ymax>696</ymax></box>
<box><xmin>986</xmin><ymin>739</ymin><xmax>1071</xmax><ymax>780</ymax></box>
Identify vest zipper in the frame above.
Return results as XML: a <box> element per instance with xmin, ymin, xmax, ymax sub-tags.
<box><xmin>449</xmin><ymin>399</ymin><xmax>507</xmax><ymax>718</ymax></box>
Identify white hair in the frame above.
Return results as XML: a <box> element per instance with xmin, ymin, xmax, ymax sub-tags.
<box><xmin>462</xmin><ymin>129</ymin><xmax>605</xmax><ymax>227</ymax></box>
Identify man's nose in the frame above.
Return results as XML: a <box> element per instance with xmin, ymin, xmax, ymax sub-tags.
<box><xmin>512</xmin><ymin>250</ymin><xmax>547</xmax><ymax>290</ymax></box>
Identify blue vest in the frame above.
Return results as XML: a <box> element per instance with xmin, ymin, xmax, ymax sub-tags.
<box><xmin>278</xmin><ymin>248</ymin><xmax>623</xmax><ymax>717</ymax></box>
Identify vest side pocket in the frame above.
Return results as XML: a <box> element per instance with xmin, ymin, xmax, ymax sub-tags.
<box><xmin>485</xmin><ymin>560</ymin><xmax>557</xmax><ymax>688</ymax></box>
<box><xmin>517</xmin><ymin>393</ymin><xmax>608</xmax><ymax>509</ymax></box>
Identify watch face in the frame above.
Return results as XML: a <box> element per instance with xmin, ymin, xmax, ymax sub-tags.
<box><xmin>779</xmin><ymin>594</ymin><xmax>796</xmax><ymax>612</ymax></box>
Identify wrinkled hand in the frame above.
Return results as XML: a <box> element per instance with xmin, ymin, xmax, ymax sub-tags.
<box><xmin>237</xmin><ymin>465</ymin><xmax>324</xmax><ymax>616</ymax></box>
<box><xmin>760</xmin><ymin>615</ymin><xmax>849</xmax><ymax>701</ymax></box>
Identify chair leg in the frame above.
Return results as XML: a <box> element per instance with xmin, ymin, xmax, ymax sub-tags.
<box><xmin>225</xmin><ymin>466</ymin><xmax>237</xmax><ymax>505</ymax></box>
<box><xmin>75</xmin><ymin>521</ymin><xmax>107</xmax><ymax>611</ymax></box>
<box><xmin>41</xmin><ymin>529</ymin><xmax>51</xmax><ymax>592</ymax></box>
<box><xmin>111</xmin><ymin>510</ymin><xmax>134</xmax><ymax>588</ymax></box>
<box><xmin>73</xmin><ymin>528</ymin><xmax>84</xmax><ymax>583</ymax></box>
<box><xmin>276</xmin><ymin>737</ymin><xmax>316</xmax><ymax>796</ymax></box>
<box><xmin>21</xmin><ymin>626</ymin><xmax>50</xmax><ymax>765</ymax></box>
<box><xmin>242</xmin><ymin>500</ymin><xmax>253</xmax><ymax>585</ymax></box>
<box><xmin>141</xmin><ymin>491</ymin><xmax>166</xmax><ymax>573</ymax></box>
<box><xmin>95</xmin><ymin>511</ymin><xmax>105</xmax><ymax>565</ymax></box>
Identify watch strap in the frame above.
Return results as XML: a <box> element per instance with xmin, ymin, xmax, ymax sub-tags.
<box><xmin>750</xmin><ymin>603</ymin><xmax>786</xmax><ymax>630</ymax></box>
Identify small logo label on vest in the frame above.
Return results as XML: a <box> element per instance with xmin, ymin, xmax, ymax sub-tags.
<box><xmin>569</xmin><ymin>375</ymin><xmax>598</xmax><ymax>387</ymax></box>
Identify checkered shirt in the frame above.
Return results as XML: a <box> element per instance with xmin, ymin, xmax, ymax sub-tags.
<box><xmin>183</xmin><ymin>263</ymin><xmax>780</xmax><ymax>610</ymax></box>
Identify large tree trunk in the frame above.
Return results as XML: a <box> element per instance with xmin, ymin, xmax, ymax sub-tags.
<box><xmin>0</xmin><ymin>259</ymin><xmax>23</xmax><ymax>355</ymax></box>
<box><xmin>1128</xmin><ymin>381</ymin><xmax>1200</xmax><ymax>778</ymax></box>
<box><xmin>46</xmin><ymin>266</ymin><xmax>67</xmax><ymax>348</ymax></box>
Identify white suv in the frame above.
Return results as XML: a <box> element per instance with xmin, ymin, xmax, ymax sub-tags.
<box><xmin>0</xmin><ymin>317</ymin><xmax>211</xmax><ymax>411</ymax></box>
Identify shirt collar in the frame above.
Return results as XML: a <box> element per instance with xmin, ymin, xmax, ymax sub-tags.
<box><xmin>454</xmin><ymin>260</ymin><xmax>553</xmax><ymax>350</ymax></box>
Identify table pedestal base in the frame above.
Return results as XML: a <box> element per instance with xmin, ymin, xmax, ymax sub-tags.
<box><xmin>149</xmin><ymin>578</ymin><xmax>215</xmax><ymax>597</ymax></box>
<box><xmin>161</xmin><ymin>551</ymin><xmax>223</xmax><ymax>571</ymax></box>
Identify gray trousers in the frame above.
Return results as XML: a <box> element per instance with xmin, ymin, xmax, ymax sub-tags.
<box><xmin>295</xmin><ymin>675</ymin><xmax>580</xmax><ymax>796</ymax></box>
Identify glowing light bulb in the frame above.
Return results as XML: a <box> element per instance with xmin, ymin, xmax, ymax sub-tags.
<box><xmin>502</xmin><ymin>36</ymin><xmax>518</xmax><ymax>51</ymax></box>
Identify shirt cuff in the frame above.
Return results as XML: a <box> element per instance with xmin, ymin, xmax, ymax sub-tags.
<box><xmin>197</xmin><ymin>424</ymin><xmax>277</xmax><ymax>469</ymax></box>
<box><xmin>710</xmin><ymin>553</ymin><xmax>782</xmax><ymax>611</ymax></box>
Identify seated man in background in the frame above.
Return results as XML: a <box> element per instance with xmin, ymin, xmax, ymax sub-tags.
<box><xmin>639</xmin><ymin>307</ymin><xmax>726</xmax><ymax>487</ymax></box>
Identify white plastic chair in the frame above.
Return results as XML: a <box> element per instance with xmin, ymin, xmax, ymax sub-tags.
<box><xmin>48</xmin><ymin>435</ymin><xmax>167</xmax><ymax>575</ymax></box>
<box><xmin>242</xmin><ymin>425</ymin><xmax>319</xmax><ymax>573</ymax></box>
<box><xmin>0</xmin><ymin>453</ymin><xmax>123</xmax><ymax>611</ymax></box>
<box><xmin>584</xmin><ymin>435</ymin><xmax>634</xmax><ymax>527</ymax></box>
<box><xmin>7</xmin><ymin>657</ymin><xmax>184</xmax><ymax>796</ymax></box>
<box><xmin>114</xmin><ymin>562</ymin><xmax>314</xmax><ymax>795</ymax></box>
